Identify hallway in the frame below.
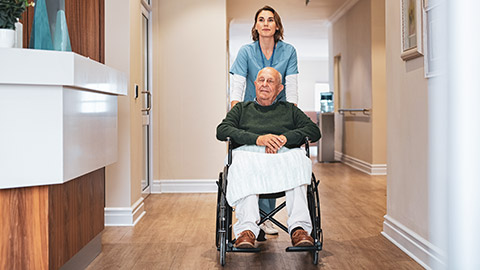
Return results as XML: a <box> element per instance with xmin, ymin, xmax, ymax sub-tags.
<box><xmin>87</xmin><ymin>162</ymin><xmax>422</xmax><ymax>269</ymax></box>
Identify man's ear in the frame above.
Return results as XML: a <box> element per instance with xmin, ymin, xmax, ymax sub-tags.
<box><xmin>277</xmin><ymin>83</ymin><xmax>284</xmax><ymax>93</ymax></box>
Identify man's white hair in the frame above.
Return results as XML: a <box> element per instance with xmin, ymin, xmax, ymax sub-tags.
<box><xmin>256</xmin><ymin>67</ymin><xmax>282</xmax><ymax>83</ymax></box>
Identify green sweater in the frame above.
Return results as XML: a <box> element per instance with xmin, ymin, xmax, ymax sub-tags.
<box><xmin>216</xmin><ymin>101</ymin><xmax>321</xmax><ymax>148</ymax></box>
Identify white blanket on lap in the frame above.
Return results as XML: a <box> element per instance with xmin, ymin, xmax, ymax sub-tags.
<box><xmin>226</xmin><ymin>145</ymin><xmax>312</xmax><ymax>206</ymax></box>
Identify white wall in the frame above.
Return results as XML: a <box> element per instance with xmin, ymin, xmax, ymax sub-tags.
<box><xmin>104</xmin><ymin>0</ymin><xmax>133</xmax><ymax>208</ymax></box>
<box><xmin>330</xmin><ymin>0</ymin><xmax>373</xmax><ymax>164</ymax></box>
<box><xmin>383</xmin><ymin>0</ymin><xmax>432</xmax><ymax>267</ymax></box>
<box><xmin>152</xmin><ymin>0</ymin><xmax>227</xmax><ymax>180</ymax></box>
<box><xmin>104</xmin><ymin>0</ymin><xmax>145</xmax><ymax>226</ymax></box>
<box><xmin>297</xmin><ymin>59</ymin><xmax>329</xmax><ymax>111</ymax></box>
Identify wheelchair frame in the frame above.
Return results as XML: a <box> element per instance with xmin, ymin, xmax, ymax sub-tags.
<box><xmin>215</xmin><ymin>137</ymin><xmax>323</xmax><ymax>266</ymax></box>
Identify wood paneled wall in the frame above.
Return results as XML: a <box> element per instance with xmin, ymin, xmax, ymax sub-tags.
<box><xmin>64</xmin><ymin>0</ymin><xmax>104</xmax><ymax>63</ymax></box>
<box><xmin>20</xmin><ymin>4</ymin><xmax>34</xmax><ymax>48</ymax></box>
<box><xmin>0</xmin><ymin>168</ymin><xmax>105</xmax><ymax>270</ymax></box>
<box><xmin>21</xmin><ymin>0</ymin><xmax>104</xmax><ymax>63</ymax></box>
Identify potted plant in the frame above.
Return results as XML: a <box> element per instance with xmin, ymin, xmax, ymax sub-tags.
<box><xmin>0</xmin><ymin>0</ymin><xmax>33</xmax><ymax>48</ymax></box>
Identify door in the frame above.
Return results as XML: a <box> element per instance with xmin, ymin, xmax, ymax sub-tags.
<box><xmin>141</xmin><ymin>3</ymin><xmax>152</xmax><ymax>196</ymax></box>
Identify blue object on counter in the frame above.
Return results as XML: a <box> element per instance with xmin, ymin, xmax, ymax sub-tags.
<box><xmin>53</xmin><ymin>9</ymin><xmax>71</xmax><ymax>51</ymax></box>
<box><xmin>29</xmin><ymin>0</ymin><xmax>53</xmax><ymax>50</ymax></box>
<box><xmin>320</xmin><ymin>92</ymin><xmax>334</xmax><ymax>113</ymax></box>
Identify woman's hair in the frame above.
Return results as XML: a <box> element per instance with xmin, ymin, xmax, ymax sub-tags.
<box><xmin>251</xmin><ymin>5</ymin><xmax>284</xmax><ymax>43</ymax></box>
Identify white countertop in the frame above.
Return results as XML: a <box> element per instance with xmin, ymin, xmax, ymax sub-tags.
<box><xmin>0</xmin><ymin>49</ymin><xmax>127</xmax><ymax>189</ymax></box>
<box><xmin>0</xmin><ymin>48</ymin><xmax>127</xmax><ymax>95</ymax></box>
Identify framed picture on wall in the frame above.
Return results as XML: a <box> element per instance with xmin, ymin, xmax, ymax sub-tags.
<box><xmin>401</xmin><ymin>0</ymin><xmax>423</xmax><ymax>60</ymax></box>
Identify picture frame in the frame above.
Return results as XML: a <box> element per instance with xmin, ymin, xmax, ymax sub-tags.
<box><xmin>401</xmin><ymin>0</ymin><xmax>423</xmax><ymax>60</ymax></box>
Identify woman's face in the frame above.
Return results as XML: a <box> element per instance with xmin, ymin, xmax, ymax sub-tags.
<box><xmin>255</xmin><ymin>10</ymin><xmax>277</xmax><ymax>39</ymax></box>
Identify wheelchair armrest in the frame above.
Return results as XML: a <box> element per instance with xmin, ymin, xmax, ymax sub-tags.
<box><xmin>227</xmin><ymin>137</ymin><xmax>232</xmax><ymax>166</ymax></box>
<box><xmin>304</xmin><ymin>137</ymin><xmax>310</xmax><ymax>158</ymax></box>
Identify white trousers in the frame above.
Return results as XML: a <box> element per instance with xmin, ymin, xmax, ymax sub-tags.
<box><xmin>233</xmin><ymin>184</ymin><xmax>312</xmax><ymax>238</ymax></box>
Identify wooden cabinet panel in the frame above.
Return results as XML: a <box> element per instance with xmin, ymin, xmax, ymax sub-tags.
<box><xmin>0</xmin><ymin>168</ymin><xmax>105</xmax><ymax>270</ymax></box>
<box><xmin>48</xmin><ymin>168</ymin><xmax>105</xmax><ymax>270</ymax></box>
<box><xmin>0</xmin><ymin>186</ymin><xmax>49</xmax><ymax>270</ymax></box>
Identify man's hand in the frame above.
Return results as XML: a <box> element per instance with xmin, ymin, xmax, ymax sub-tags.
<box><xmin>256</xmin><ymin>134</ymin><xmax>287</xmax><ymax>154</ymax></box>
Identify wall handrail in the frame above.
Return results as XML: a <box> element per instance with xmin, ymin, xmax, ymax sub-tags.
<box><xmin>338</xmin><ymin>108</ymin><xmax>371</xmax><ymax>115</ymax></box>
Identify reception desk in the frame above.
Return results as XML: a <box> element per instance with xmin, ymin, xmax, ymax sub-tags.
<box><xmin>0</xmin><ymin>49</ymin><xmax>127</xmax><ymax>269</ymax></box>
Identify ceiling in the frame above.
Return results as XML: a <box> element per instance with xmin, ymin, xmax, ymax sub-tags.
<box><xmin>227</xmin><ymin>0</ymin><xmax>351</xmax><ymax>60</ymax></box>
<box><xmin>227</xmin><ymin>0</ymin><xmax>349</xmax><ymax>23</ymax></box>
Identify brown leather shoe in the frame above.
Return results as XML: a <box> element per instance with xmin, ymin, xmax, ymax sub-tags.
<box><xmin>234</xmin><ymin>230</ymin><xmax>255</xmax><ymax>248</ymax></box>
<box><xmin>291</xmin><ymin>229</ymin><xmax>314</xmax><ymax>247</ymax></box>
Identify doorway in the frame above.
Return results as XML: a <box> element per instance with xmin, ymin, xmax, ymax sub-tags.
<box><xmin>141</xmin><ymin>1</ymin><xmax>153</xmax><ymax>196</ymax></box>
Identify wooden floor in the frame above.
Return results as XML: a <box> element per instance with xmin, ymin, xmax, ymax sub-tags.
<box><xmin>86</xmin><ymin>162</ymin><xmax>422</xmax><ymax>270</ymax></box>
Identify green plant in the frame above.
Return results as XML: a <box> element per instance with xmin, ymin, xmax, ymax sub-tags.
<box><xmin>0</xmin><ymin>0</ymin><xmax>33</xmax><ymax>30</ymax></box>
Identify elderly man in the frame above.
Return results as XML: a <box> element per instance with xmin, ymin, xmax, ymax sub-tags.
<box><xmin>216</xmin><ymin>67</ymin><xmax>321</xmax><ymax>249</ymax></box>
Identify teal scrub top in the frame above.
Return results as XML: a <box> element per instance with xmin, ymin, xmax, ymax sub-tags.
<box><xmin>230</xmin><ymin>40</ymin><xmax>299</xmax><ymax>102</ymax></box>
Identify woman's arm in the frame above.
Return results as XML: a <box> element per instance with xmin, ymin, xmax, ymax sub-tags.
<box><xmin>230</xmin><ymin>74</ymin><xmax>246</xmax><ymax>108</ymax></box>
<box><xmin>285</xmin><ymin>45</ymin><xmax>299</xmax><ymax>105</ymax></box>
<box><xmin>285</xmin><ymin>74</ymin><xmax>298</xmax><ymax>105</ymax></box>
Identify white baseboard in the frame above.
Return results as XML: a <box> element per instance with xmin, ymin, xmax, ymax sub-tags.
<box><xmin>334</xmin><ymin>151</ymin><xmax>387</xmax><ymax>175</ymax></box>
<box><xmin>151</xmin><ymin>179</ymin><xmax>217</xmax><ymax>194</ymax></box>
<box><xmin>104</xmin><ymin>197</ymin><xmax>146</xmax><ymax>226</ymax></box>
<box><xmin>382</xmin><ymin>215</ymin><xmax>446</xmax><ymax>269</ymax></box>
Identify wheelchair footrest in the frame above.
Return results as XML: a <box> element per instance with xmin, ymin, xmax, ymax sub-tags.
<box><xmin>230</xmin><ymin>247</ymin><xmax>261</xmax><ymax>253</ymax></box>
<box><xmin>285</xmin><ymin>245</ymin><xmax>321</xmax><ymax>252</ymax></box>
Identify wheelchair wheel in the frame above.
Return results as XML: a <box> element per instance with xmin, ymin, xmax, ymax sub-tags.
<box><xmin>312</xmin><ymin>173</ymin><xmax>323</xmax><ymax>249</ymax></box>
<box><xmin>308</xmin><ymin>173</ymin><xmax>322</xmax><ymax>265</ymax></box>
<box><xmin>313</xmin><ymin>250</ymin><xmax>319</xmax><ymax>265</ymax></box>
<box><xmin>215</xmin><ymin>172</ymin><xmax>222</xmax><ymax>248</ymax></box>
<box><xmin>220</xmin><ymin>232</ymin><xmax>226</xmax><ymax>266</ymax></box>
<box><xmin>218</xmin><ymin>169</ymin><xmax>229</xmax><ymax>266</ymax></box>
<box><xmin>218</xmin><ymin>192</ymin><xmax>227</xmax><ymax>266</ymax></box>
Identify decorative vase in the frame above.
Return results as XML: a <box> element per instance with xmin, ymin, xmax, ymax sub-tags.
<box><xmin>29</xmin><ymin>0</ymin><xmax>53</xmax><ymax>50</ymax></box>
<box><xmin>0</xmin><ymin>29</ymin><xmax>15</xmax><ymax>48</ymax></box>
<box><xmin>53</xmin><ymin>9</ymin><xmax>71</xmax><ymax>51</ymax></box>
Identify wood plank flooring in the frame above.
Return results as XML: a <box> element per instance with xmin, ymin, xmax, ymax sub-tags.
<box><xmin>86</xmin><ymin>162</ymin><xmax>422</xmax><ymax>269</ymax></box>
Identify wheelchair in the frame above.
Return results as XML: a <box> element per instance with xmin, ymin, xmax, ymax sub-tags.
<box><xmin>215</xmin><ymin>137</ymin><xmax>323</xmax><ymax>266</ymax></box>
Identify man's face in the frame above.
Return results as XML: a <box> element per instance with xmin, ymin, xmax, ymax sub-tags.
<box><xmin>254</xmin><ymin>68</ymin><xmax>284</xmax><ymax>106</ymax></box>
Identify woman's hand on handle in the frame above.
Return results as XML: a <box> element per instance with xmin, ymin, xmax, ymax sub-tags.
<box><xmin>230</xmin><ymin>100</ymin><xmax>240</xmax><ymax>108</ymax></box>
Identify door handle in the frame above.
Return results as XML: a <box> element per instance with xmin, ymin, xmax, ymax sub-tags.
<box><xmin>142</xmin><ymin>90</ymin><xmax>151</xmax><ymax>112</ymax></box>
